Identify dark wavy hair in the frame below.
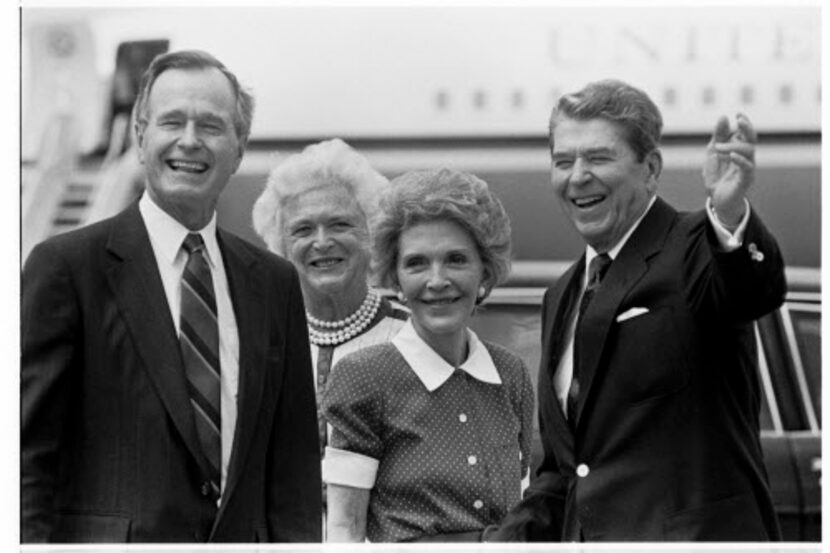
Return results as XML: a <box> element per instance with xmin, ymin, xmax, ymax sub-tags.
<box><xmin>549</xmin><ymin>79</ymin><xmax>663</xmax><ymax>162</ymax></box>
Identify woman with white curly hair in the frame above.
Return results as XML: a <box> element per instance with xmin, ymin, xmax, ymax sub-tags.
<box><xmin>252</xmin><ymin>139</ymin><xmax>407</xmax><ymax>459</ymax></box>
<box><xmin>322</xmin><ymin>169</ymin><xmax>534</xmax><ymax>543</ymax></box>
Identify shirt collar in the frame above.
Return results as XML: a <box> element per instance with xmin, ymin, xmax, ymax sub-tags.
<box><xmin>585</xmin><ymin>194</ymin><xmax>656</xmax><ymax>278</ymax></box>
<box><xmin>139</xmin><ymin>192</ymin><xmax>220</xmax><ymax>268</ymax></box>
<box><xmin>392</xmin><ymin>319</ymin><xmax>501</xmax><ymax>392</ymax></box>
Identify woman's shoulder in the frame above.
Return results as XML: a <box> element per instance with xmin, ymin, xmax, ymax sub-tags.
<box><xmin>335</xmin><ymin>342</ymin><xmax>402</xmax><ymax>373</ymax></box>
<box><xmin>480</xmin><ymin>340</ymin><xmax>531</xmax><ymax>385</ymax></box>
<box><xmin>328</xmin><ymin>342</ymin><xmax>417</xmax><ymax>406</ymax></box>
<box><xmin>480</xmin><ymin>340</ymin><xmax>526</xmax><ymax>369</ymax></box>
<box><xmin>327</xmin><ymin>343</ymin><xmax>404</xmax><ymax>403</ymax></box>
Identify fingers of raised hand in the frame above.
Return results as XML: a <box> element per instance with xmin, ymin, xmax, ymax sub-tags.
<box><xmin>710</xmin><ymin>115</ymin><xmax>731</xmax><ymax>145</ymax></box>
<box><xmin>713</xmin><ymin>141</ymin><xmax>755</xmax><ymax>162</ymax></box>
<box><xmin>735</xmin><ymin>113</ymin><xmax>758</xmax><ymax>144</ymax></box>
<box><xmin>727</xmin><ymin>152</ymin><xmax>755</xmax><ymax>175</ymax></box>
<box><xmin>711</xmin><ymin>113</ymin><xmax>757</xmax><ymax>147</ymax></box>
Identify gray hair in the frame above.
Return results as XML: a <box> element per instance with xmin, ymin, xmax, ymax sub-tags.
<box><xmin>133</xmin><ymin>49</ymin><xmax>255</xmax><ymax>145</ymax></box>
<box><xmin>252</xmin><ymin>138</ymin><xmax>390</xmax><ymax>255</ymax></box>
<box><xmin>372</xmin><ymin>168</ymin><xmax>512</xmax><ymax>302</ymax></box>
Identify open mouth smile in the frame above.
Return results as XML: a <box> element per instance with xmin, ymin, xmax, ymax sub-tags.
<box><xmin>309</xmin><ymin>257</ymin><xmax>344</xmax><ymax>269</ymax></box>
<box><xmin>167</xmin><ymin>160</ymin><xmax>209</xmax><ymax>173</ymax></box>
<box><xmin>572</xmin><ymin>194</ymin><xmax>605</xmax><ymax>209</ymax></box>
<box><xmin>421</xmin><ymin>297</ymin><xmax>461</xmax><ymax>306</ymax></box>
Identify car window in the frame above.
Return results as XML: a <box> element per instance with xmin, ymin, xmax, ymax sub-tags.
<box><xmin>757</xmin><ymin>311</ymin><xmax>812</xmax><ymax>431</ymax></box>
<box><xmin>785</xmin><ymin>302</ymin><xmax>821</xmax><ymax>428</ymax></box>
<box><xmin>755</xmin><ymin>328</ymin><xmax>777</xmax><ymax>432</ymax></box>
<box><xmin>758</xmin><ymin>392</ymin><xmax>774</xmax><ymax>431</ymax></box>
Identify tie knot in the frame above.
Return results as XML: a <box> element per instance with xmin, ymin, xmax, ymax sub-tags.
<box><xmin>183</xmin><ymin>233</ymin><xmax>206</xmax><ymax>255</ymax></box>
<box><xmin>588</xmin><ymin>253</ymin><xmax>612</xmax><ymax>286</ymax></box>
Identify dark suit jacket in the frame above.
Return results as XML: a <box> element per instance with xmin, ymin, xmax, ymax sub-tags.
<box><xmin>21</xmin><ymin>203</ymin><xmax>322</xmax><ymax>543</ymax></box>
<box><xmin>489</xmin><ymin>198</ymin><xmax>786</xmax><ymax>541</ymax></box>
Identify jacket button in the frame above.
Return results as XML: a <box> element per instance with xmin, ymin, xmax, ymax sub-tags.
<box><xmin>201</xmin><ymin>482</ymin><xmax>211</xmax><ymax>496</ymax></box>
<box><xmin>576</xmin><ymin>464</ymin><xmax>590</xmax><ymax>477</ymax></box>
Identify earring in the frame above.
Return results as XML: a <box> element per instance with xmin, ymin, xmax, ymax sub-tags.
<box><xmin>396</xmin><ymin>291</ymin><xmax>407</xmax><ymax>304</ymax></box>
<box><xmin>477</xmin><ymin>286</ymin><xmax>486</xmax><ymax>299</ymax></box>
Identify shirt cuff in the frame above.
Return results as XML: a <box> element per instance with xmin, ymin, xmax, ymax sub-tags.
<box><xmin>706</xmin><ymin>197</ymin><xmax>751</xmax><ymax>251</ymax></box>
<box><xmin>322</xmin><ymin>446</ymin><xmax>379</xmax><ymax>489</ymax></box>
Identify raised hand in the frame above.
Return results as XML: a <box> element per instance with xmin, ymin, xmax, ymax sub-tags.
<box><xmin>702</xmin><ymin>113</ymin><xmax>757</xmax><ymax>226</ymax></box>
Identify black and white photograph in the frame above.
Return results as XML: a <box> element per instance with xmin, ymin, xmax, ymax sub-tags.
<box><xmin>14</xmin><ymin>1</ymin><xmax>823</xmax><ymax>549</ymax></box>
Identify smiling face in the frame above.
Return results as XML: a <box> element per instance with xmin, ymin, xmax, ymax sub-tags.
<box><xmin>396</xmin><ymin>219</ymin><xmax>487</xmax><ymax>354</ymax></box>
<box><xmin>281</xmin><ymin>184</ymin><xmax>371</xmax><ymax>302</ymax></box>
<box><xmin>137</xmin><ymin>67</ymin><xmax>244</xmax><ymax>229</ymax></box>
<box><xmin>550</xmin><ymin>116</ymin><xmax>659</xmax><ymax>252</ymax></box>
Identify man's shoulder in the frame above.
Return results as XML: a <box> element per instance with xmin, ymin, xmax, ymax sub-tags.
<box><xmin>673</xmin><ymin>206</ymin><xmax>708</xmax><ymax>228</ymax></box>
<box><xmin>26</xmin><ymin>206</ymin><xmax>135</xmax><ymax>263</ymax></box>
<box><xmin>647</xmin><ymin>195</ymin><xmax>710</xmax><ymax>232</ymax></box>
<box><xmin>217</xmin><ymin>228</ymin><xmax>295</xmax><ymax>275</ymax></box>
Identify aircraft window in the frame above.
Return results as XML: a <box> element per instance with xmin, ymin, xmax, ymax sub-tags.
<box><xmin>434</xmin><ymin>90</ymin><xmax>449</xmax><ymax>111</ymax></box>
<box><xmin>702</xmin><ymin>86</ymin><xmax>716</xmax><ymax>105</ymax></box>
<box><xmin>512</xmin><ymin>90</ymin><xmax>525</xmax><ymax>109</ymax></box>
<box><xmin>741</xmin><ymin>84</ymin><xmax>755</xmax><ymax>104</ymax></box>
<box><xmin>474</xmin><ymin>90</ymin><xmax>487</xmax><ymax>110</ymax></box>
<box><xmin>779</xmin><ymin>84</ymin><xmax>793</xmax><ymax>104</ymax></box>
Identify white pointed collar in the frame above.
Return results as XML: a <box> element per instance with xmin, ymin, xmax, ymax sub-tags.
<box><xmin>584</xmin><ymin>195</ymin><xmax>656</xmax><ymax>286</ymax></box>
<box><xmin>392</xmin><ymin>320</ymin><xmax>501</xmax><ymax>392</ymax></box>
<box><xmin>139</xmin><ymin>192</ymin><xmax>220</xmax><ymax>269</ymax></box>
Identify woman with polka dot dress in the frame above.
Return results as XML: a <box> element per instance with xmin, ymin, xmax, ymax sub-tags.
<box><xmin>323</xmin><ymin>169</ymin><xmax>534</xmax><ymax>542</ymax></box>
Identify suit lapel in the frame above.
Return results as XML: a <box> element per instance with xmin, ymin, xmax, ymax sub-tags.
<box><xmin>547</xmin><ymin>260</ymin><xmax>584</xmax><ymax>375</ymax></box>
<box><xmin>574</xmin><ymin>198</ymin><xmax>676</xmax><ymax>427</ymax></box>
<box><xmin>104</xmin><ymin>204</ymin><xmax>215</xmax><ymax>481</ymax></box>
<box><xmin>215</xmin><ymin>231</ymin><xmax>267</xmax><ymax>511</ymax></box>
<box><xmin>540</xmin><ymin>260</ymin><xmax>583</xmax><ymax>437</ymax></box>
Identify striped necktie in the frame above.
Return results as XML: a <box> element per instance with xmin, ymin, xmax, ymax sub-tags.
<box><xmin>180</xmin><ymin>232</ymin><xmax>221</xmax><ymax>497</ymax></box>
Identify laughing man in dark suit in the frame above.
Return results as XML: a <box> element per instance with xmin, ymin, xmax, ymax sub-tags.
<box><xmin>488</xmin><ymin>79</ymin><xmax>785</xmax><ymax>541</ymax></box>
<box><xmin>22</xmin><ymin>50</ymin><xmax>321</xmax><ymax>543</ymax></box>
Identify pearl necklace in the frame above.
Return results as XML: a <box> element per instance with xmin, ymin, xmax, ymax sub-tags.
<box><xmin>307</xmin><ymin>289</ymin><xmax>381</xmax><ymax>346</ymax></box>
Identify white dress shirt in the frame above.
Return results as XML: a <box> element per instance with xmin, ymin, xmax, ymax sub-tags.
<box><xmin>139</xmin><ymin>193</ymin><xmax>240</xmax><ymax>499</ymax></box>
<box><xmin>553</xmin><ymin>196</ymin><xmax>751</xmax><ymax>416</ymax></box>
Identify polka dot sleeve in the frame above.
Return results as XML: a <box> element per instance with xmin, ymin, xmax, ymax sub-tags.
<box><xmin>322</xmin><ymin>345</ymin><xmax>386</xmax><ymax>463</ymax></box>
<box><xmin>515</xmin><ymin>357</ymin><xmax>534</xmax><ymax>478</ymax></box>
<box><xmin>485</xmin><ymin>343</ymin><xmax>535</xmax><ymax>479</ymax></box>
